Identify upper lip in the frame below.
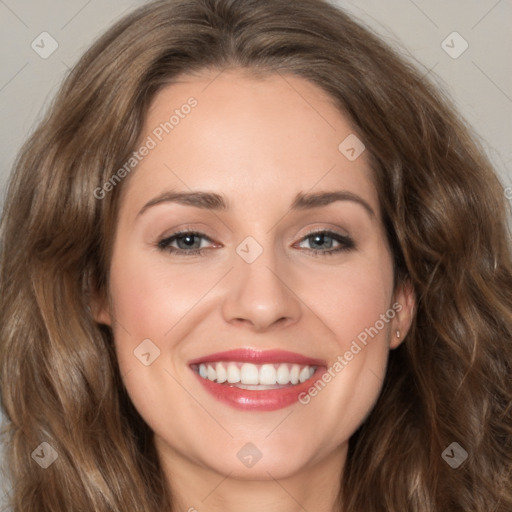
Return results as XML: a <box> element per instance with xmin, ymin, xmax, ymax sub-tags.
<box><xmin>188</xmin><ymin>348</ymin><xmax>326</xmax><ymax>366</ymax></box>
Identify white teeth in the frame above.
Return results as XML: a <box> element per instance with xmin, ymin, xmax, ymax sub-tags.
<box><xmin>290</xmin><ymin>364</ymin><xmax>300</xmax><ymax>384</ymax></box>
<box><xmin>216</xmin><ymin>363</ymin><xmax>227</xmax><ymax>383</ymax></box>
<box><xmin>299</xmin><ymin>366</ymin><xmax>310</xmax><ymax>383</ymax></box>
<box><xmin>197</xmin><ymin>361</ymin><xmax>317</xmax><ymax>386</ymax></box>
<box><xmin>207</xmin><ymin>364</ymin><xmax>216</xmax><ymax>381</ymax></box>
<box><xmin>226</xmin><ymin>364</ymin><xmax>241</xmax><ymax>383</ymax></box>
<box><xmin>259</xmin><ymin>364</ymin><xmax>277</xmax><ymax>385</ymax></box>
<box><xmin>240</xmin><ymin>363</ymin><xmax>259</xmax><ymax>384</ymax></box>
<box><xmin>276</xmin><ymin>364</ymin><xmax>290</xmax><ymax>385</ymax></box>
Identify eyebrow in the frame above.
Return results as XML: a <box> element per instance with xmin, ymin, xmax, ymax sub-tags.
<box><xmin>137</xmin><ymin>190</ymin><xmax>375</xmax><ymax>219</ymax></box>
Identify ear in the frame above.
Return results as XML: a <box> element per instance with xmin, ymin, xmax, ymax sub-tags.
<box><xmin>89</xmin><ymin>287</ymin><xmax>113</xmax><ymax>327</ymax></box>
<box><xmin>389</xmin><ymin>278</ymin><xmax>415</xmax><ymax>349</ymax></box>
<box><xmin>89</xmin><ymin>296</ymin><xmax>112</xmax><ymax>326</ymax></box>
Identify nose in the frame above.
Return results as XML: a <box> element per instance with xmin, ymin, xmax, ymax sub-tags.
<box><xmin>221</xmin><ymin>246</ymin><xmax>302</xmax><ymax>332</ymax></box>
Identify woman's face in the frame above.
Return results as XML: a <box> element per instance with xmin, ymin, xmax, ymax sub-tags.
<box><xmin>95</xmin><ymin>69</ymin><xmax>414</xmax><ymax>483</ymax></box>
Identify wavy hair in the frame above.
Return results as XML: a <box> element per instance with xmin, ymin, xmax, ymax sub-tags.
<box><xmin>1</xmin><ymin>0</ymin><xmax>511</xmax><ymax>510</ymax></box>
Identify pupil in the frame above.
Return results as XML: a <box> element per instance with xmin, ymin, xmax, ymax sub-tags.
<box><xmin>312</xmin><ymin>234</ymin><xmax>332</xmax><ymax>249</ymax></box>
<box><xmin>180</xmin><ymin>234</ymin><xmax>198</xmax><ymax>248</ymax></box>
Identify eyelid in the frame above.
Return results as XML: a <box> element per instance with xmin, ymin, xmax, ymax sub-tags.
<box><xmin>295</xmin><ymin>223</ymin><xmax>351</xmax><ymax>238</ymax></box>
<box><xmin>156</xmin><ymin>225</ymin><xmax>355</xmax><ymax>259</ymax></box>
<box><xmin>156</xmin><ymin>225</ymin><xmax>349</xmax><ymax>244</ymax></box>
<box><xmin>293</xmin><ymin>228</ymin><xmax>355</xmax><ymax>252</ymax></box>
<box><xmin>157</xmin><ymin>229</ymin><xmax>220</xmax><ymax>250</ymax></box>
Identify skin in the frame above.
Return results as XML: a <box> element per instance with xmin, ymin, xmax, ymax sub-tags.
<box><xmin>93</xmin><ymin>69</ymin><xmax>415</xmax><ymax>512</ymax></box>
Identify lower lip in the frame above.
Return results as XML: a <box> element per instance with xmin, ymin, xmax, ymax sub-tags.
<box><xmin>193</xmin><ymin>367</ymin><xmax>325</xmax><ymax>411</ymax></box>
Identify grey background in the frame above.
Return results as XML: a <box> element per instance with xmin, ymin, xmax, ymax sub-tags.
<box><xmin>1</xmin><ymin>0</ymin><xmax>511</xmax><ymax>507</ymax></box>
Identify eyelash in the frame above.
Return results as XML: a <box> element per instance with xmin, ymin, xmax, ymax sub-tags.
<box><xmin>157</xmin><ymin>229</ymin><xmax>355</xmax><ymax>257</ymax></box>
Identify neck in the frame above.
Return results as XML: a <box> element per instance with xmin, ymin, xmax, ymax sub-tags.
<box><xmin>157</xmin><ymin>440</ymin><xmax>346</xmax><ymax>512</ymax></box>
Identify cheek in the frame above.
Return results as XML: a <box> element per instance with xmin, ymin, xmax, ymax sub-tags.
<box><xmin>106</xmin><ymin>248</ymin><xmax>206</xmax><ymax>438</ymax></box>
<box><xmin>295</xmin><ymin>251</ymin><xmax>395</xmax><ymax>422</ymax></box>
<box><xmin>108</xmin><ymin>248</ymin><xmax>217</xmax><ymax>340</ymax></box>
<box><xmin>304</xmin><ymin>253</ymin><xmax>394</xmax><ymax>350</ymax></box>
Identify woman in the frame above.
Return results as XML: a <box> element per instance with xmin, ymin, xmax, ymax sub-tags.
<box><xmin>1</xmin><ymin>0</ymin><xmax>511</xmax><ymax>510</ymax></box>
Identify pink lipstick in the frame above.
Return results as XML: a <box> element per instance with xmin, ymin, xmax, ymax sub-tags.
<box><xmin>189</xmin><ymin>349</ymin><xmax>326</xmax><ymax>411</ymax></box>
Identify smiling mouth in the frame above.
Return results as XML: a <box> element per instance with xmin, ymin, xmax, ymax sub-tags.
<box><xmin>191</xmin><ymin>361</ymin><xmax>317</xmax><ymax>389</ymax></box>
<box><xmin>188</xmin><ymin>348</ymin><xmax>326</xmax><ymax>410</ymax></box>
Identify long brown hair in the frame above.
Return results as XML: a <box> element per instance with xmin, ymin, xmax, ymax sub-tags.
<box><xmin>1</xmin><ymin>0</ymin><xmax>511</xmax><ymax>510</ymax></box>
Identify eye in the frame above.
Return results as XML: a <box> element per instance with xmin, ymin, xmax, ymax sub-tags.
<box><xmin>157</xmin><ymin>231</ymin><xmax>215</xmax><ymax>256</ymax></box>
<box><xmin>296</xmin><ymin>230</ymin><xmax>355</xmax><ymax>256</ymax></box>
<box><xmin>156</xmin><ymin>229</ymin><xmax>355</xmax><ymax>257</ymax></box>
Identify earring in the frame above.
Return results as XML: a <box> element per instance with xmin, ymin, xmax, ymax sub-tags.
<box><xmin>396</xmin><ymin>330</ymin><xmax>400</xmax><ymax>339</ymax></box>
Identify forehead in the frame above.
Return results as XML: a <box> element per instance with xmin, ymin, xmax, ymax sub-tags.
<box><xmin>121</xmin><ymin>69</ymin><xmax>378</xmax><ymax>218</ymax></box>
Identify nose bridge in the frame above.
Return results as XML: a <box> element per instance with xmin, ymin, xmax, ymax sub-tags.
<box><xmin>221</xmin><ymin>233</ymin><xmax>302</xmax><ymax>331</ymax></box>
